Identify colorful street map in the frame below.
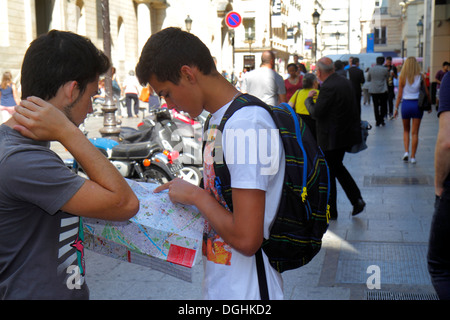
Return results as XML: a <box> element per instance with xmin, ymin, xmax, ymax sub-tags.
<box><xmin>84</xmin><ymin>180</ymin><xmax>204</xmax><ymax>269</ymax></box>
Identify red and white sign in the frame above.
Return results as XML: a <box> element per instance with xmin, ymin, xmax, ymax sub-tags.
<box><xmin>225</xmin><ymin>11</ymin><xmax>242</xmax><ymax>29</ymax></box>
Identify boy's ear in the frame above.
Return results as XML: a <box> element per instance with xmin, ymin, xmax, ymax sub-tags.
<box><xmin>62</xmin><ymin>81</ymin><xmax>79</xmax><ymax>102</ymax></box>
<box><xmin>180</xmin><ymin>65</ymin><xmax>196</xmax><ymax>83</ymax></box>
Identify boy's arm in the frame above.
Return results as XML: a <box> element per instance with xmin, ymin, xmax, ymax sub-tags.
<box><xmin>435</xmin><ymin>111</ymin><xmax>450</xmax><ymax>197</ymax></box>
<box><xmin>154</xmin><ymin>179</ymin><xmax>265</xmax><ymax>256</ymax></box>
<box><xmin>13</xmin><ymin>97</ymin><xmax>139</xmax><ymax>221</ymax></box>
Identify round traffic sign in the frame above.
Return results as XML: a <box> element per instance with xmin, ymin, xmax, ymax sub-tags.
<box><xmin>225</xmin><ymin>11</ymin><xmax>242</xmax><ymax>29</ymax></box>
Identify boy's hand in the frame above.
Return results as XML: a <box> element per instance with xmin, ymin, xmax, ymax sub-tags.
<box><xmin>13</xmin><ymin>96</ymin><xmax>75</xmax><ymax>142</ymax></box>
<box><xmin>154</xmin><ymin>178</ymin><xmax>205</xmax><ymax>206</ymax></box>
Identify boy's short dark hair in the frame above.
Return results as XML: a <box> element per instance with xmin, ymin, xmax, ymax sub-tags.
<box><xmin>135</xmin><ymin>27</ymin><xmax>217</xmax><ymax>85</ymax></box>
<box><xmin>376</xmin><ymin>56</ymin><xmax>385</xmax><ymax>65</ymax></box>
<box><xmin>21</xmin><ymin>30</ymin><xmax>110</xmax><ymax>100</ymax></box>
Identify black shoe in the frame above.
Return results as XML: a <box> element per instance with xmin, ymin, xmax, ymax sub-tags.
<box><xmin>352</xmin><ymin>198</ymin><xmax>366</xmax><ymax>216</ymax></box>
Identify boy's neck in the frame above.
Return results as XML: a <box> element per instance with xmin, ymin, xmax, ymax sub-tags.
<box><xmin>200</xmin><ymin>73</ymin><xmax>241</xmax><ymax>114</ymax></box>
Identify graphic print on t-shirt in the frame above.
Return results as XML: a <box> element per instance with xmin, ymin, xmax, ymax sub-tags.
<box><xmin>202</xmin><ymin>124</ymin><xmax>233</xmax><ymax>265</ymax></box>
<box><xmin>58</xmin><ymin>216</ymin><xmax>86</xmax><ymax>287</ymax></box>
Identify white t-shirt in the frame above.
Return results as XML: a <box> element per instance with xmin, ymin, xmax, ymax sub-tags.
<box><xmin>242</xmin><ymin>67</ymin><xmax>286</xmax><ymax>106</ymax></box>
<box><xmin>202</xmin><ymin>100</ymin><xmax>285</xmax><ymax>300</ymax></box>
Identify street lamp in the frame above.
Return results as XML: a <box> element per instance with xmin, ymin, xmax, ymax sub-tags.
<box><xmin>312</xmin><ymin>9</ymin><xmax>320</xmax><ymax>64</ymax></box>
<box><xmin>185</xmin><ymin>15</ymin><xmax>192</xmax><ymax>33</ymax></box>
<box><xmin>416</xmin><ymin>18</ymin><xmax>423</xmax><ymax>57</ymax></box>
<box><xmin>99</xmin><ymin>0</ymin><xmax>120</xmax><ymax>140</ymax></box>
<box><xmin>335</xmin><ymin>31</ymin><xmax>341</xmax><ymax>54</ymax></box>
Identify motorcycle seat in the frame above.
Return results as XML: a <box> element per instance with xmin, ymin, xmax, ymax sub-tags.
<box><xmin>111</xmin><ymin>142</ymin><xmax>161</xmax><ymax>159</ymax></box>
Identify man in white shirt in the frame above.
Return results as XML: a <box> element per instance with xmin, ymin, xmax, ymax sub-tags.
<box><xmin>242</xmin><ymin>50</ymin><xmax>287</xmax><ymax>106</ymax></box>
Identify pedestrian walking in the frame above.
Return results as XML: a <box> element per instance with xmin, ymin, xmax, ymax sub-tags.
<box><xmin>435</xmin><ymin>61</ymin><xmax>449</xmax><ymax>107</ymax></box>
<box><xmin>242</xmin><ymin>50</ymin><xmax>286</xmax><ymax>106</ymax></box>
<box><xmin>284</xmin><ymin>63</ymin><xmax>303</xmax><ymax>102</ymax></box>
<box><xmin>136</xmin><ymin>27</ymin><xmax>285</xmax><ymax>300</ymax></box>
<box><xmin>428</xmin><ymin>71</ymin><xmax>450</xmax><ymax>300</ymax></box>
<box><xmin>111</xmin><ymin>66</ymin><xmax>123</xmax><ymax>117</ymax></box>
<box><xmin>362</xmin><ymin>67</ymin><xmax>371</xmax><ymax>106</ymax></box>
<box><xmin>335</xmin><ymin>60</ymin><xmax>347</xmax><ymax>78</ymax></box>
<box><xmin>123</xmin><ymin>70</ymin><xmax>141</xmax><ymax>118</ymax></box>
<box><xmin>288</xmin><ymin>72</ymin><xmax>318</xmax><ymax>139</ymax></box>
<box><xmin>368</xmin><ymin>56</ymin><xmax>389</xmax><ymax>126</ymax></box>
<box><xmin>393</xmin><ymin>56</ymin><xmax>431</xmax><ymax>164</ymax></box>
<box><xmin>305</xmin><ymin>57</ymin><xmax>365</xmax><ymax>220</ymax></box>
<box><xmin>0</xmin><ymin>30</ymin><xmax>139</xmax><ymax>300</ymax></box>
<box><xmin>385</xmin><ymin>56</ymin><xmax>398</xmax><ymax>119</ymax></box>
<box><xmin>347</xmin><ymin>57</ymin><xmax>365</xmax><ymax>117</ymax></box>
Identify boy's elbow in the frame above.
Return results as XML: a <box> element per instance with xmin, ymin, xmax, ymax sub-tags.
<box><xmin>114</xmin><ymin>194</ymin><xmax>140</xmax><ymax>221</ymax></box>
<box><xmin>236</xmin><ymin>238</ymin><xmax>263</xmax><ymax>257</ymax></box>
<box><xmin>124</xmin><ymin>195</ymin><xmax>140</xmax><ymax>220</ymax></box>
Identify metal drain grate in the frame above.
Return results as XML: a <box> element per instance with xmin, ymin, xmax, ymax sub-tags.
<box><xmin>364</xmin><ymin>175</ymin><xmax>432</xmax><ymax>187</ymax></box>
<box><xmin>365</xmin><ymin>290</ymin><xmax>439</xmax><ymax>300</ymax></box>
<box><xmin>335</xmin><ymin>243</ymin><xmax>432</xmax><ymax>285</ymax></box>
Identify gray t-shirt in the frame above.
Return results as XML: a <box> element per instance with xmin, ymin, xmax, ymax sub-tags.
<box><xmin>0</xmin><ymin>124</ymin><xmax>87</xmax><ymax>299</ymax></box>
<box><xmin>242</xmin><ymin>67</ymin><xmax>286</xmax><ymax>106</ymax></box>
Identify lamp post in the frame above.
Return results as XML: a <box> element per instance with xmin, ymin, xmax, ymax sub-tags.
<box><xmin>312</xmin><ymin>9</ymin><xmax>320</xmax><ymax>64</ymax></box>
<box><xmin>335</xmin><ymin>31</ymin><xmax>341</xmax><ymax>54</ymax></box>
<box><xmin>416</xmin><ymin>18</ymin><xmax>423</xmax><ymax>58</ymax></box>
<box><xmin>185</xmin><ymin>15</ymin><xmax>192</xmax><ymax>33</ymax></box>
<box><xmin>99</xmin><ymin>0</ymin><xmax>120</xmax><ymax>140</ymax></box>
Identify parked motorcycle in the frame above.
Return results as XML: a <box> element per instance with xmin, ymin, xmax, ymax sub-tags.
<box><xmin>137</xmin><ymin>108</ymin><xmax>205</xmax><ymax>186</ymax></box>
<box><xmin>65</xmin><ymin>127</ymin><xmax>183</xmax><ymax>185</ymax></box>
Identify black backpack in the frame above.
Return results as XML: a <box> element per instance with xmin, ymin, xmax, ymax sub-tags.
<box><xmin>203</xmin><ymin>94</ymin><xmax>330</xmax><ymax>299</ymax></box>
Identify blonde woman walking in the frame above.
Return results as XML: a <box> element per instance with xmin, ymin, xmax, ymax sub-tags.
<box><xmin>393</xmin><ymin>57</ymin><xmax>431</xmax><ymax>164</ymax></box>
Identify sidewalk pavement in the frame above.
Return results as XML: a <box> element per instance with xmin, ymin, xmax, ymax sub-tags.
<box><xmin>52</xmin><ymin>103</ymin><xmax>440</xmax><ymax>300</ymax></box>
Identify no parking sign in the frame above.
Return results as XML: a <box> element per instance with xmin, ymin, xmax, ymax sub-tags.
<box><xmin>225</xmin><ymin>11</ymin><xmax>242</xmax><ymax>29</ymax></box>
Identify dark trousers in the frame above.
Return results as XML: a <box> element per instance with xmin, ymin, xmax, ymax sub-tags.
<box><xmin>387</xmin><ymin>86</ymin><xmax>395</xmax><ymax>116</ymax></box>
<box><xmin>324</xmin><ymin>148</ymin><xmax>362</xmax><ymax>216</ymax></box>
<box><xmin>371</xmin><ymin>92</ymin><xmax>388</xmax><ymax>125</ymax></box>
<box><xmin>428</xmin><ymin>188</ymin><xmax>450</xmax><ymax>300</ymax></box>
<box><xmin>355</xmin><ymin>92</ymin><xmax>362</xmax><ymax>118</ymax></box>
<box><xmin>125</xmin><ymin>93</ymin><xmax>139</xmax><ymax>117</ymax></box>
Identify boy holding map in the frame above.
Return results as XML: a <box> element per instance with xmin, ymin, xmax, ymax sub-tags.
<box><xmin>136</xmin><ymin>27</ymin><xmax>285</xmax><ymax>299</ymax></box>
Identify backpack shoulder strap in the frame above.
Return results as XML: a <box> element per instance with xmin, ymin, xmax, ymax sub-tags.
<box><xmin>212</xmin><ymin>94</ymin><xmax>270</xmax><ymax>212</ymax></box>
<box><xmin>217</xmin><ymin>94</ymin><xmax>271</xmax><ymax>132</ymax></box>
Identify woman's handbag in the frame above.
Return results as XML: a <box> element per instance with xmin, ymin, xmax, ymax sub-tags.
<box><xmin>418</xmin><ymin>76</ymin><xmax>431</xmax><ymax>111</ymax></box>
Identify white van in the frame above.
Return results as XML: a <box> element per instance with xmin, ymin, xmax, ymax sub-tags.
<box><xmin>326</xmin><ymin>53</ymin><xmax>382</xmax><ymax>71</ymax></box>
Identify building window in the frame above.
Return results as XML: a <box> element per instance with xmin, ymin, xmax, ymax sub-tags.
<box><xmin>374</xmin><ymin>26</ymin><xmax>387</xmax><ymax>45</ymax></box>
<box><xmin>243</xmin><ymin>18</ymin><xmax>255</xmax><ymax>41</ymax></box>
<box><xmin>375</xmin><ymin>0</ymin><xmax>388</xmax><ymax>15</ymax></box>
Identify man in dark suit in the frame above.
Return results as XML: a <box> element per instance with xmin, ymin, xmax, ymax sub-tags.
<box><xmin>305</xmin><ymin>57</ymin><xmax>365</xmax><ymax>219</ymax></box>
<box><xmin>348</xmin><ymin>57</ymin><xmax>365</xmax><ymax>117</ymax></box>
